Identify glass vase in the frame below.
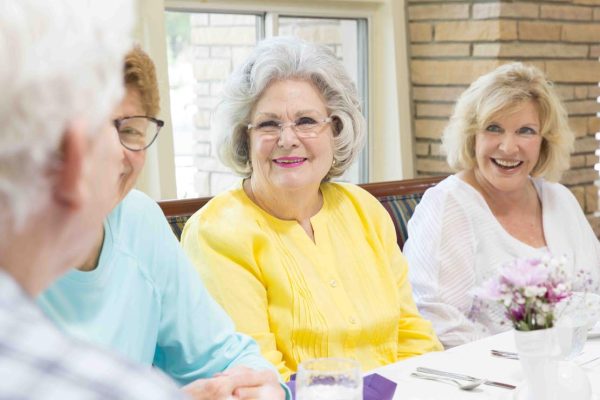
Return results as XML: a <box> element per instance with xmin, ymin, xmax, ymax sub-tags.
<box><xmin>514</xmin><ymin>327</ymin><xmax>591</xmax><ymax>400</ymax></box>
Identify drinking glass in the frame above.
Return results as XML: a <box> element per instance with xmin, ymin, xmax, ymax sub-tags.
<box><xmin>555</xmin><ymin>292</ymin><xmax>600</xmax><ymax>359</ymax></box>
<box><xmin>296</xmin><ymin>358</ymin><xmax>362</xmax><ymax>400</ymax></box>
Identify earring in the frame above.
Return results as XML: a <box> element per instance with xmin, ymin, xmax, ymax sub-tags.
<box><xmin>332</xmin><ymin>159</ymin><xmax>337</xmax><ymax>166</ymax></box>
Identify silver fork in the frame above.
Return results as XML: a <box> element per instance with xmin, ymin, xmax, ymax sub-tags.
<box><xmin>410</xmin><ymin>372</ymin><xmax>484</xmax><ymax>390</ymax></box>
<box><xmin>491</xmin><ymin>349</ymin><xmax>519</xmax><ymax>360</ymax></box>
<box><xmin>416</xmin><ymin>367</ymin><xmax>516</xmax><ymax>389</ymax></box>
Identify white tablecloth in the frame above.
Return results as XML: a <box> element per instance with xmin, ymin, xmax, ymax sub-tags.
<box><xmin>370</xmin><ymin>331</ymin><xmax>600</xmax><ymax>399</ymax></box>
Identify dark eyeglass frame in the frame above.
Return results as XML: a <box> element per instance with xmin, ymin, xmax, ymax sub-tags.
<box><xmin>113</xmin><ymin>115</ymin><xmax>165</xmax><ymax>151</ymax></box>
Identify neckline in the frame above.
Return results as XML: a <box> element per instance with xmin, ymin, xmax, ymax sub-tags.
<box><xmin>237</xmin><ymin>180</ymin><xmax>332</xmax><ymax>246</ymax></box>
<box><xmin>238</xmin><ymin>180</ymin><xmax>329</xmax><ymax>225</ymax></box>
<box><xmin>60</xmin><ymin>219</ymin><xmax>114</xmax><ymax>284</ymax></box>
<box><xmin>452</xmin><ymin>174</ymin><xmax>546</xmax><ymax>252</ymax></box>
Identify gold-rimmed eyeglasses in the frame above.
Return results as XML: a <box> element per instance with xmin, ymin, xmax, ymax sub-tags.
<box><xmin>113</xmin><ymin>116</ymin><xmax>164</xmax><ymax>151</ymax></box>
<box><xmin>247</xmin><ymin>116</ymin><xmax>332</xmax><ymax>139</ymax></box>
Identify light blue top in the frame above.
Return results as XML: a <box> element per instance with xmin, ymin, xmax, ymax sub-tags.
<box><xmin>38</xmin><ymin>190</ymin><xmax>285</xmax><ymax>391</ymax></box>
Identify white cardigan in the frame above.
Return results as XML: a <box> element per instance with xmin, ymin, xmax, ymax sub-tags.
<box><xmin>404</xmin><ymin>175</ymin><xmax>600</xmax><ymax>348</ymax></box>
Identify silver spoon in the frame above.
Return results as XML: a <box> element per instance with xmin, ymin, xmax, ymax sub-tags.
<box><xmin>410</xmin><ymin>372</ymin><xmax>484</xmax><ymax>391</ymax></box>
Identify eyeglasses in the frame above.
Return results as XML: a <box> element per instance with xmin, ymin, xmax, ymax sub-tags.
<box><xmin>247</xmin><ymin>116</ymin><xmax>332</xmax><ymax>139</ymax></box>
<box><xmin>113</xmin><ymin>116</ymin><xmax>164</xmax><ymax>151</ymax></box>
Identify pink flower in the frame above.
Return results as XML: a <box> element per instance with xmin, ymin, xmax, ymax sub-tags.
<box><xmin>472</xmin><ymin>278</ymin><xmax>504</xmax><ymax>301</ymax></box>
<box><xmin>498</xmin><ymin>258</ymin><xmax>548</xmax><ymax>288</ymax></box>
<box><xmin>472</xmin><ymin>255</ymin><xmax>572</xmax><ymax>331</ymax></box>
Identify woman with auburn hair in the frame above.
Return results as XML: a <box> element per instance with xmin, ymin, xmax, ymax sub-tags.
<box><xmin>38</xmin><ymin>46</ymin><xmax>287</xmax><ymax>400</ymax></box>
<box><xmin>404</xmin><ymin>62</ymin><xmax>600</xmax><ymax>348</ymax></box>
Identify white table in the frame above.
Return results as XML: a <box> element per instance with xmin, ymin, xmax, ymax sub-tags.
<box><xmin>370</xmin><ymin>331</ymin><xmax>600</xmax><ymax>399</ymax></box>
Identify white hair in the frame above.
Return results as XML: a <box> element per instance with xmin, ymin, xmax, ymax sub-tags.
<box><xmin>0</xmin><ymin>0</ymin><xmax>134</xmax><ymax>231</ymax></box>
<box><xmin>215</xmin><ymin>36</ymin><xmax>366</xmax><ymax>180</ymax></box>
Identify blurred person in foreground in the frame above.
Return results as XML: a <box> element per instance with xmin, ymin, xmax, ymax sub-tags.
<box><xmin>38</xmin><ymin>46</ymin><xmax>287</xmax><ymax>400</ymax></box>
<box><xmin>181</xmin><ymin>36</ymin><xmax>442</xmax><ymax>381</ymax></box>
<box><xmin>404</xmin><ymin>62</ymin><xmax>600</xmax><ymax>348</ymax></box>
<box><xmin>0</xmin><ymin>0</ymin><xmax>185</xmax><ymax>398</ymax></box>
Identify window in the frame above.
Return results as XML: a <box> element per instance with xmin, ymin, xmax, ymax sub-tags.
<box><xmin>165</xmin><ymin>8</ymin><xmax>368</xmax><ymax>198</ymax></box>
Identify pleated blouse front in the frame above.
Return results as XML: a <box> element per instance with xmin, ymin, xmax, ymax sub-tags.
<box><xmin>181</xmin><ymin>181</ymin><xmax>441</xmax><ymax>380</ymax></box>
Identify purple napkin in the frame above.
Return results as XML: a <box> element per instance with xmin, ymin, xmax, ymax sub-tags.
<box><xmin>286</xmin><ymin>372</ymin><xmax>396</xmax><ymax>400</ymax></box>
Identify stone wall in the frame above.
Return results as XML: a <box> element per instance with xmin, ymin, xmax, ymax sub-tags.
<box><xmin>407</xmin><ymin>0</ymin><xmax>600</xmax><ymax>234</ymax></box>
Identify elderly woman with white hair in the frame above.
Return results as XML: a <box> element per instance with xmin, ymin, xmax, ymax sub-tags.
<box><xmin>404</xmin><ymin>62</ymin><xmax>600</xmax><ymax>348</ymax></box>
<box><xmin>181</xmin><ymin>36</ymin><xmax>442</xmax><ymax>380</ymax></box>
<box><xmin>0</xmin><ymin>0</ymin><xmax>185</xmax><ymax>398</ymax></box>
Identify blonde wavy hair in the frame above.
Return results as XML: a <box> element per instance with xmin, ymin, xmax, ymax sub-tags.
<box><xmin>442</xmin><ymin>62</ymin><xmax>573</xmax><ymax>182</ymax></box>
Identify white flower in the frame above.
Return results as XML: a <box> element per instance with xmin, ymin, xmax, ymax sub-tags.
<box><xmin>541</xmin><ymin>304</ymin><xmax>550</xmax><ymax>312</ymax></box>
<box><xmin>524</xmin><ymin>286</ymin><xmax>546</xmax><ymax>298</ymax></box>
<box><xmin>541</xmin><ymin>254</ymin><xmax>552</xmax><ymax>265</ymax></box>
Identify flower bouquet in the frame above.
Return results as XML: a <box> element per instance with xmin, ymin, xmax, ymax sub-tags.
<box><xmin>474</xmin><ymin>256</ymin><xmax>593</xmax><ymax>399</ymax></box>
<box><xmin>473</xmin><ymin>255</ymin><xmax>571</xmax><ymax>331</ymax></box>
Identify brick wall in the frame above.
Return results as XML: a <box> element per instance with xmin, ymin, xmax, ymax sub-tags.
<box><xmin>407</xmin><ymin>0</ymin><xmax>600</xmax><ymax>235</ymax></box>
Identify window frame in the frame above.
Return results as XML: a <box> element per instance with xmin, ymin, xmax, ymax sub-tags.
<box><xmin>145</xmin><ymin>0</ymin><xmax>413</xmax><ymax>199</ymax></box>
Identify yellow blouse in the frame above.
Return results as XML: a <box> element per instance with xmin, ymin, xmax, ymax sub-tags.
<box><xmin>181</xmin><ymin>182</ymin><xmax>442</xmax><ymax>381</ymax></box>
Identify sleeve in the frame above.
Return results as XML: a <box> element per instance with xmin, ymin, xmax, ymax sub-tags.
<box><xmin>149</xmin><ymin>204</ymin><xmax>286</xmax><ymax>394</ymax></box>
<box><xmin>181</xmin><ymin>208</ymin><xmax>295</xmax><ymax>382</ymax></box>
<box><xmin>373</xmin><ymin>200</ymin><xmax>444</xmax><ymax>356</ymax></box>
<box><xmin>551</xmin><ymin>183</ymin><xmax>600</xmax><ymax>290</ymax></box>
<box><xmin>574</xmin><ymin>208</ymin><xmax>600</xmax><ymax>283</ymax></box>
<box><xmin>403</xmin><ymin>187</ymin><xmax>488</xmax><ymax>348</ymax></box>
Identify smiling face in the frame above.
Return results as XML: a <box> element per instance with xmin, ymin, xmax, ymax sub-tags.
<box><xmin>115</xmin><ymin>86</ymin><xmax>147</xmax><ymax>202</ymax></box>
<box><xmin>474</xmin><ymin>100</ymin><xmax>543</xmax><ymax>194</ymax></box>
<box><xmin>248</xmin><ymin>79</ymin><xmax>334</xmax><ymax>194</ymax></box>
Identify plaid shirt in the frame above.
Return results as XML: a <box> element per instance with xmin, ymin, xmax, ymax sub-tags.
<box><xmin>0</xmin><ymin>270</ymin><xmax>186</xmax><ymax>400</ymax></box>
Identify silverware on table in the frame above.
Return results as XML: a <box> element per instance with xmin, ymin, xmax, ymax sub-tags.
<box><xmin>410</xmin><ymin>372</ymin><xmax>484</xmax><ymax>391</ymax></box>
<box><xmin>490</xmin><ymin>349</ymin><xmax>519</xmax><ymax>360</ymax></box>
<box><xmin>416</xmin><ymin>367</ymin><xmax>517</xmax><ymax>390</ymax></box>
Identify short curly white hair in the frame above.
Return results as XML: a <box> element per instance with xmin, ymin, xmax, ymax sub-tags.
<box><xmin>0</xmin><ymin>0</ymin><xmax>133</xmax><ymax>231</ymax></box>
<box><xmin>214</xmin><ymin>36</ymin><xmax>366</xmax><ymax>180</ymax></box>
<box><xmin>443</xmin><ymin>62</ymin><xmax>573</xmax><ymax>182</ymax></box>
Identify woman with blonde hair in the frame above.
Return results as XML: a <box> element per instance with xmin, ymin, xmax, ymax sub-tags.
<box><xmin>404</xmin><ymin>62</ymin><xmax>600</xmax><ymax>348</ymax></box>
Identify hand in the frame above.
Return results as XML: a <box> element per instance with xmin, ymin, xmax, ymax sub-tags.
<box><xmin>223</xmin><ymin>366</ymin><xmax>285</xmax><ymax>400</ymax></box>
<box><xmin>181</xmin><ymin>376</ymin><xmax>236</xmax><ymax>400</ymax></box>
<box><xmin>181</xmin><ymin>367</ymin><xmax>284</xmax><ymax>400</ymax></box>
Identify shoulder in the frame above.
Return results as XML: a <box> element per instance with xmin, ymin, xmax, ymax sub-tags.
<box><xmin>412</xmin><ymin>175</ymin><xmax>464</xmax><ymax>217</ymax></box>
<box><xmin>323</xmin><ymin>181</ymin><xmax>385</xmax><ymax>214</ymax></box>
<box><xmin>105</xmin><ymin>190</ymin><xmax>175</xmax><ymax>260</ymax></box>
<box><xmin>109</xmin><ymin>190</ymin><xmax>166</xmax><ymax>232</ymax></box>
<box><xmin>322</xmin><ymin>183</ymin><xmax>400</xmax><ymax>242</ymax></box>
<box><xmin>183</xmin><ymin>185</ymin><xmax>268</xmax><ymax>248</ymax></box>
<box><xmin>421</xmin><ymin>175</ymin><xmax>461</xmax><ymax>200</ymax></box>
<box><xmin>107</xmin><ymin>190</ymin><xmax>183</xmax><ymax>277</ymax></box>
<box><xmin>536</xmin><ymin>178</ymin><xmax>583</xmax><ymax>215</ymax></box>
<box><xmin>537</xmin><ymin>178</ymin><xmax>576</xmax><ymax>200</ymax></box>
<box><xmin>187</xmin><ymin>185</ymin><xmax>256</xmax><ymax>227</ymax></box>
<box><xmin>407</xmin><ymin>175</ymin><xmax>477</xmax><ymax>241</ymax></box>
<box><xmin>119</xmin><ymin>189</ymin><xmax>164</xmax><ymax>216</ymax></box>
